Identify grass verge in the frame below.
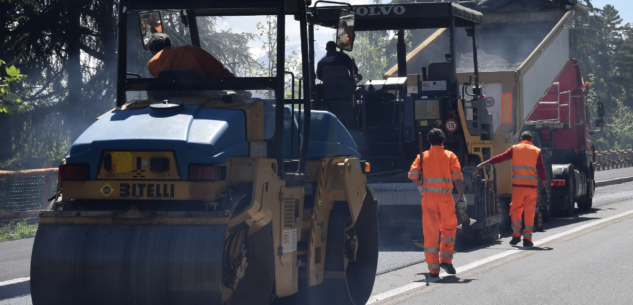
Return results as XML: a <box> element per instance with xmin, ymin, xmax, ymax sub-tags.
<box><xmin>0</xmin><ymin>220</ymin><xmax>38</xmax><ymax>242</ymax></box>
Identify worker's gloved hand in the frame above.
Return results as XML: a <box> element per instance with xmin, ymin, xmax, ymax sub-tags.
<box><xmin>455</xmin><ymin>195</ymin><xmax>467</xmax><ymax>208</ymax></box>
<box><xmin>417</xmin><ymin>185</ymin><xmax>424</xmax><ymax>195</ymax></box>
<box><xmin>455</xmin><ymin>195</ymin><xmax>470</xmax><ymax>227</ymax></box>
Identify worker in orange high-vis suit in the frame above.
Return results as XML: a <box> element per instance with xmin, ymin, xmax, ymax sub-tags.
<box><xmin>147</xmin><ymin>33</ymin><xmax>235</xmax><ymax>79</ymax></box>
<box><xmin>476</xmin><ymin>131</ymin><xmax>547</xmax><ymax>248</ymax></box>
<box><xmin>409</xmin><ymin>128</ymin><xmax>464</xmax><ymax>277</ymax></box>
<box><xmin>146</xmin><ymin>34</ymin><xmax>252</xmax><ymax>98</ymax></box>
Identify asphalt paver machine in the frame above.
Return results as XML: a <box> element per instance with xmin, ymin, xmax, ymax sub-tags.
<box><xmin>309</xmin><ymin>2</ymin><xmax>501</xmax><ymax>242</ymax></box>
<box><xmin>29</xmin><ymin>1</ymin><xmax>379</xmax><ymax>304</ymax></box>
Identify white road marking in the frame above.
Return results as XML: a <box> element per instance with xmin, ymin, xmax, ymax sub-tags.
<box><xmin>3</xmin><ymin>204</ymin><xmax>633</xmax><ymax>300</ymax></box>
<box><xmin>367</xmin><ymin>208</ymin><xmax>633</xmax><ymax>304</ymax></box>
<box><xmin>0</xmin><ymin>277</ymin><xmax>29</xmax><ymax>287</ymax></box>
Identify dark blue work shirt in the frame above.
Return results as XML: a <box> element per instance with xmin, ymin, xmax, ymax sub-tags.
<box><xmin>316</xmin><ymin>51</ymin><xmax>357</xmax><ymax>80</ymax></box>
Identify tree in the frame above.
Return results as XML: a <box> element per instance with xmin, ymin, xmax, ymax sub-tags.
<box><xmin>0</xmin><ymin>60</ymin><xmax>26</xmax><ymax>114</ymax></box>
<box><xmin>254</xmin><ymin>16</ymin><xmax>302</xmax><ymax>98</ymax></box>
<box><xmin>0</xmin><ymin>1</ymin><xmax>260</xmax><ymax>166</ymax></box>
<box><xmin>569</xmin><ymin>1</ymin><xmax>633</xmax><ymax>149</ymax></box>
<box><xmin>607</xmin><ymin>97</ymin><xmax>633</xmax><ymax>149</ymax></box>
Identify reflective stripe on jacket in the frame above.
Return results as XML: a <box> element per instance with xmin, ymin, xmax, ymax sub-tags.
<box><xmin>511</xmin><ymin>141</ymin><xmax>541</xmax><ymax>186</ymax></box>
<box><xmin>409</xmin><ymin>146</ymin><xmax>462</xmax><ymax>193</ymax></box>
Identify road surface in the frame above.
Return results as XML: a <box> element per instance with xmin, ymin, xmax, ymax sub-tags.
<box><xmin>2</xmin><ymin>168</ymin><xmax>633</xmax><ymax>304</ymax></box>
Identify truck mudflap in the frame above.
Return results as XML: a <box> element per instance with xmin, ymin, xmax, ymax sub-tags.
<box><xmin>30</xmin><ymin>212</ymin><xmax>230</xmax><ymax>305</ymax></box>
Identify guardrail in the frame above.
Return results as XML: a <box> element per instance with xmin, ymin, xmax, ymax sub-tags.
<box><xmin>594</xmin><ymin>149</ymin><xmax>633</xmax><ymax>171</ymax></box>
<box><xmin>0</xmin><ymin>166</ymin><xmax>58</xmax><ymax>221</ymax></box>
<box><xmin>0</xmin><ymin>150</ymin><xmax>628</xmax><ymax>222</ymax></box>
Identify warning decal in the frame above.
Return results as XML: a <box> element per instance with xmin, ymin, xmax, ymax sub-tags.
<box><xmin>421</xmin><ymin>81</ymin><xmax>447</xmax><ymax>91</ymax></box>
<box><xmin>501</xmin><ymin>93</ymin><xmax>513</xmax><ymax>124</ymax></box>
<box><xmin>283</xmin><ymin>229</ymin><xmax>297</xmax><ymax>253</ymax></box>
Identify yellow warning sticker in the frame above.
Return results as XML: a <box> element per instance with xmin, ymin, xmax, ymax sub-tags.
<box><xmin>100</xmin><ymin>183</ymin><xmax>113</xmax><ymax>197</ymax></box>
<box><xmin>430</xmin><ymin>104</ymin><xmax>437</xmax><ymax>117</ymax></box>
<box><xmin>111</xmin><ymin>152</ymin><xmax>133</xmax><ymax>174</ymax></box>
<box><xmin>419</xmin><ymin>120</ymin><xmax>428</xmax><ymax>126</ymax></box>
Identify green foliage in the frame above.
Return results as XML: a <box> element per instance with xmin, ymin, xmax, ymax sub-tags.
<box><xmin>0</xmin><ymin>220</ymin><xmax>38</xmax><ymax>242</ymax></box>
<box><xmin>0</xmin><ymin>59</ymin><xmax>27</xmax><ymax>114</ymax></box>
<box><xmin>350</xmin><ymin>31</ymin><xmax>391</xmax><ymax>81</ymax></box>
<box><xmin>570</xmin><ymin>2</ymin><xmax>633</xmax><ymax>150</ymax></box>
<box><xmin>253</xmin><ymin>16</ymin><xmax>303</xmax><ymax>98</ymax></box>
<box><xmin>340</xmin><ymin>0</ymin><xmax>432</xmax><ymax>82</ymax></box>
<box><xmin>606</xmin><ymin>97</ymin><xmax>633</xmax><ymax>148</ymax></box>
<box><xmin>0</xmin><ymin>2</ymin><xmax>261</xmax><ymax>165</ymax></box>
<box><xmin>0</xmin><ymin>157</ymin><xmax>52</xmax><ymax>171</ymax></box>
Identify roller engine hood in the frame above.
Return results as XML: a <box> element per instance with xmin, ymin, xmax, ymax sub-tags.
<box><xmin>65</xmin><ymin>105</ymin><xmax>248</xmax><ymax>180</ymax></box>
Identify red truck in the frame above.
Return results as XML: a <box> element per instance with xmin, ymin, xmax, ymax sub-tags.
<box><xmin>523</xmin><ymin>58</ymin><xmax>605</xmax><ymax>217</ymax></box>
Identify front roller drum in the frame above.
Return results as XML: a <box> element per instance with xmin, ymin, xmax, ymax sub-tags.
<box><xmin>31</xmin><ymin>224</ymin><xmax>227</xmax><ymax>305</ymax></box>
<box><xmin>302</xmin><ymin>191</ymin><xmax>379</xmax><ymax>305</ymax></box>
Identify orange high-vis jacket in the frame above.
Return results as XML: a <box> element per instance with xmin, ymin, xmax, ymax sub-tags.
<box><xmin>148</xmin><ymin>46</ymin><xmax>235</xmax><ymax>79</ymax></box>
<box><xmin>511</xmin><ymin>141</ymin><xmax>541</xmax><ymax>186</ymax></box>
<box><xmin>409</xmin><ymin>146</ymin><xmax>463</xmax><ymax>193</ymax></box>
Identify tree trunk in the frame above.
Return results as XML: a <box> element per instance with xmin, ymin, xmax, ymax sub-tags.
<box><xmin>101</xmin><ymin>0</ymin><xmax>117</xmax><ymax>103</ymax></box>
<box><xmin>0</xmin><ymin>113</ymin><xmax>12</xmax><ymax>162</ymax></box>
<box><xmin>0</xmin><ymin>1</ymin><xmax>13</xmax><ymax>162</ymax></box>
<box><xmin>66</xmin><ymin>2</ymin><xmax>86</xmax><ymax>142</ymax></box>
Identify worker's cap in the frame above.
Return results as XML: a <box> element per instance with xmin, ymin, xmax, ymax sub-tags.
<box><xmin>326</xmin><ymin>41</ymin><xmax>337</xmax><ymax>50</ymax></box>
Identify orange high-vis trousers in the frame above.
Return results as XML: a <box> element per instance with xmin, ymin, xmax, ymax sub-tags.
<box><xmin>422</xmin><ymin>192</ymin><xmax>458</xmax><ymax>274</ymax></box>
<box><xmin>510</xmin><ymin>186</ymin><xmax>537</xmax><ymax>241</ymax></box>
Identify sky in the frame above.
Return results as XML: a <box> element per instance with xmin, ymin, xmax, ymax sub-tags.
<box><xmin>214</xmin><ymin>1</ymin><xmax>633</xmax><ymax>73</ymax></box>
<box><xmin>216</xmin><ymin>0</ymin><xmax>371</xmax><ymax>64</ymax></box>
<box><xmin>591</xmin><ymin>1</ymin><xmax>633</xmax><ymax>25</ymax></box>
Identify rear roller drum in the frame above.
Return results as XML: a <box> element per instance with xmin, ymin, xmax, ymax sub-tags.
<box><xmin>31</xmin><ymin>224</ymin><xmax>228</xmax><ymax>305</ymax></box>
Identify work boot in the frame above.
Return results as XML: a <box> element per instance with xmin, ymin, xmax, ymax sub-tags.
<box><xmin>509</xmin><ymin>237</ymin><xmax>521</xmax><ymax>245</ymax></box>
<box><xmin>440</xmin><ymin>263</ymin><xmax>456</xmax><ymax>275</ymax></box>
<box><xmin>428</xmin><ymin>272</ymin><xmax>440</xmax><ymax>278</ymax></box>
<box><xmin>523</xmin><ymin>239</ymin><xmax>534</xmax><ymax>247</ymax></box>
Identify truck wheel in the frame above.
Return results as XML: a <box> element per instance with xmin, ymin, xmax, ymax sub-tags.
<box><xmin>543</xmin><ymin>198</ymin><xmax>552</xmax><ymax>222</ymax></box>
<box><xmin>563</xmin><ymin>174</ymin><xmax>575</xmax><ymax>216</ymax></box>
<box><xmin>577</xmin><ymin>179</ymin><xmax>594</xmax><ymax>210</ymax></box>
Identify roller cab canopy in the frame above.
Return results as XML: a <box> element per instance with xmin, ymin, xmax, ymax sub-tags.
<box><xmin>311</xmin><ymin>2</ymin><xmax>483</xmax><ymax>31</ymax></box>
<box><xmin>124</xmin><ymin>0</ymin><xmax>304</xmax><ymax>15</ymax></box>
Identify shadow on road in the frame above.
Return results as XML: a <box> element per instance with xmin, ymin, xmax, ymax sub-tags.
<box><xmin>0</xmin><ymin>281</ymin><xmax>30</xmax><ymax>302</ymax></box>
<box><xmin>497</xmin><ymin>208</ymin><xmax>602</xmax><ymax>236</ymax></box>
<box><xmin>413</xmin><ymin>274</ymin><xmax>476</xmax><ymax>285</ymax></box>
<box><xmin>378</xmin><ymin>205</ymin><xmax>605</xmax><ymax>254</ymax></box>
<box><xmin>511</xmin><ymin>246</ymin><xmax>553</xmax><ymax>251</ymax></box>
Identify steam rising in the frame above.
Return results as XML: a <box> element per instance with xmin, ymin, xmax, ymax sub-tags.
<box><xmin>456</xmin><ymin>22</ymin><xmax>557</xmax><ymax>72</ymax></box>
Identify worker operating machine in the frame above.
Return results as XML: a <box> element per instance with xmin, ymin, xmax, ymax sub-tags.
<box><xmin>309</xmin><ymin>2</ymin><xmax>500</xmax><ymax>243</ymax></box>
<box><xmin>29</xmin><ymin>1</ymin><xmax>379</xmax><ymax>305</ymax></box>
